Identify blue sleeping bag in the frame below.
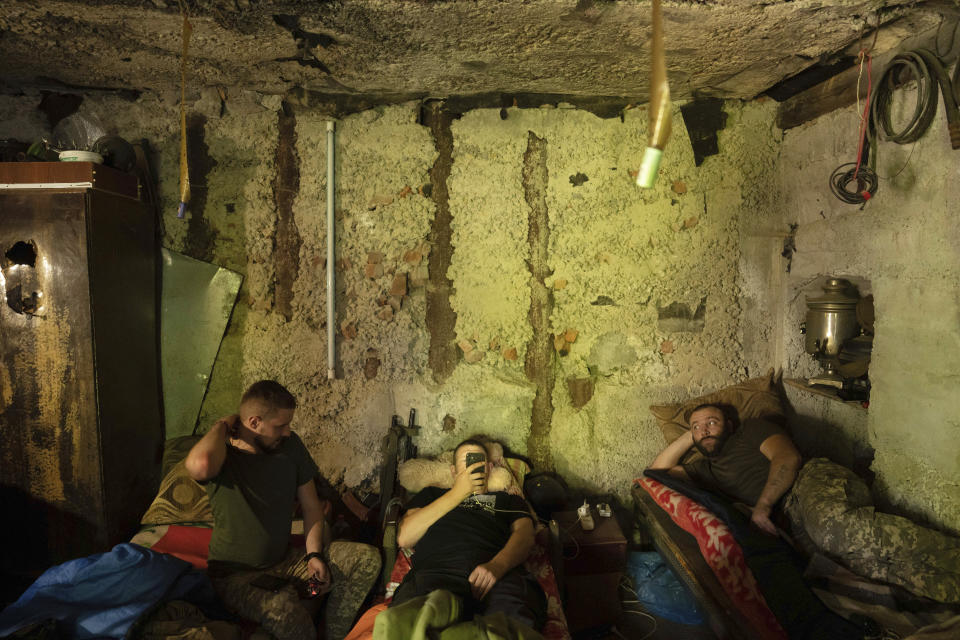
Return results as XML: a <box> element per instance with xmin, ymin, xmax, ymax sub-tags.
<box><xmin>626</xmin><ymin>550</ymin><xmax>705</xmax><ymax>625</ymax></box>
<box><xmin>0</xmin><ymin>543</ymin><xmax>219</xmax><ymax>639</ymax></box>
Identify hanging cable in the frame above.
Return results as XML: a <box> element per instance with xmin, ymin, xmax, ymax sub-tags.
<box><xmin>834</xmin><ymin>45</ymin><xmax>960</xmax><ymax>205</ymax></box>
<box><xmin>869</xmin><ymin>49</ymin><xmax>960</xmax><ymax>149</ymax></box>
<box><xmin>934</xmin><ymin>17</ymin><xmax>959</xmax><ymax>59</ymax></box>
<box><xmin>853</xmin><ymin>49</ymin><xmax>874</xmax><ymax>181</ymax></box>
<box><xmin>954</xmin><ymin>49</ymin><xmax>960</xmax><ymax>107</ymax></box>
<box><xmin>875</xmin><ymin>141</ymin><xmax>917</xmax><ymax>181</ymax></box>
<box><xmin>176</xmin><ymin>2</ymin><xmax>193</xmax><ymax>219</ymax></box>
<box><xmin>830</xmin><ymin>162</ymin><xmax>879</xmax><ymax>206</ymax></box>
<box><xmin>830</xmin><ymin>49</ymin><xmax>878</xmax><ymax>206</ymax></box>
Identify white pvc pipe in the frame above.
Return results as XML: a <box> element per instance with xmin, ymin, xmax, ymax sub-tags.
<box><xmin>326</xmin><ymin>121</ymin><xmax>336</xmax><ymax>380</ymax></box>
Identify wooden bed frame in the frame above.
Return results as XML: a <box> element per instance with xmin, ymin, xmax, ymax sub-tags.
<box><xmin>631</xmin><ymin>486</ymin><xmax>763</xmax><ymax>640</ymax></box>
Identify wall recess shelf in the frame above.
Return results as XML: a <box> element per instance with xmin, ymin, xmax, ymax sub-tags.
<box><xmin>784</xmin><ymin>378</ymin><xmax>868</xmax><ymax>411</ymax></box>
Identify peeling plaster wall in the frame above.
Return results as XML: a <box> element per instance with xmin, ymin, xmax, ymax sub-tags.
<box><xmin>1</xmin><ymin>90</ymin><xmax>782</xmax><ymax>503</ymax></box>
<box><xmin>438</xmin><ymin>102</ymin><xmax>783</xmax><ymax>495</ymax></box>
<box><xmin>783</xmin><ymin>384</ymin><xmax>871</xmax><ymax>476</ymax></box>
<box><xmin>6</xmin><ymin>82</ymin><xmax>957</xmax><ymax>532</ymax></box>
<box><xmin>283</xmin><ymin>106</ymin><xmax>436</xmax><ymax>486</ymax></box>
<box><xmin>769</xmin><ymin>94</ymin><xmax>960</xmax><ymax>533</ymax></box>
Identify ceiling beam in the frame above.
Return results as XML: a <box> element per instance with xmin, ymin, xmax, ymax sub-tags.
<box><xmin>776</xmin><ymin>12</ymin><xmax>951</xmax><ymax>130</ymax></box>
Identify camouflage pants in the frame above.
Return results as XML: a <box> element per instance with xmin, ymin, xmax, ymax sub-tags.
<box><xmin>211</xmin><ymin>541</ymin><xmax>381</xmax><ymax>640</ymax></box>
<box><xmin>784</xmin><ymin>458</ymin><xmax>960</xmax><ymax>604</ymax></box>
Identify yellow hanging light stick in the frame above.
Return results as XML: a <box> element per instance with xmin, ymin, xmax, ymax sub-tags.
<box><xmin>177</xmin><ymin>10</ymin><xmax>193</xmax><ymax>218</ymax></box>
<box><xmin>637</xmin><ymin>0</ymin><xmax>671</xmax><ymax>189</ymax></box>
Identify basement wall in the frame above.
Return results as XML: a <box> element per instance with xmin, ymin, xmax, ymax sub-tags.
<box><xmin>5</xmin><ymin>87</ymin><xmax>956</xmax><ymax>531</ymax></box>
<box><xmin>0</xmin><ymin>90</ymin><xmax>779</xmax><ymax>501</ymax></box>
<box><xmin>765</xmin><ymin>95</ymin><xmax>960</xmax><ymax>533</ymax></box>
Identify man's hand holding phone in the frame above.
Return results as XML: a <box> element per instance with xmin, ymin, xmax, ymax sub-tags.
<box><xmin>465</xmin><ymin>452</ymin><xmax>486</xmax><ymax>496</ymax></box>
<box><xmin>453</xmin><ymin>452</ymin><xmax>486</xmax><ymax>499</ymax></box>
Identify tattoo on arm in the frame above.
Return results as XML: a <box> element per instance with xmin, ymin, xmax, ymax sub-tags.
<box><xmin>758</xmin><ymin>461</ymin><xmax>798</xmax><ymax>509</ymax></box>
<box><xmin>774</xmin><ymin>464</ymin><xmax>789</xmax><ymax>484</ymax></box>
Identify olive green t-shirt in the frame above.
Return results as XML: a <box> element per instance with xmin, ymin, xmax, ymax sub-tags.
<box><xmin>204</xmin><ymin>432</ymin><xmax>318</xmax><ymax>569</ymax></box>
<box><xmin>682</xmin><ymin>417</ymin><xmax>786</xmax><ymax>506</ymax></box>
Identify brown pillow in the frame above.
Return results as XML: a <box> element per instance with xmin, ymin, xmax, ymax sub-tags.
<box><xmin>649</xmin><ymin>369</ymin><xmax>785</xmax><ymax>462</ymax></box>
<box><xmin>140</xmin><ymin>459</ymin><xmax>214</xmax><ymax>525</ymax></box>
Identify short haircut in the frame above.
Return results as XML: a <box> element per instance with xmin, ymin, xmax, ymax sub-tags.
<box><xmin>685</xmin><ymin>403</ymin><xmax>739</xmax><ymax>430</ymax></box>
<box><xmin>453</xmin><ymin>438</ymin><xmax>487</xmax><ymax>461</ymax></box>
<box><xmin>241</xmin><ymin>380</ymin><xmax>297</xmax><ymax>414</ymax></box>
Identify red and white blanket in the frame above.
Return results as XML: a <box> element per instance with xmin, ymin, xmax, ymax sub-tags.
<box><xmin>637</xmin><ymin>477</ymin><xmax>787</xmax><ymax>640</ymax></box>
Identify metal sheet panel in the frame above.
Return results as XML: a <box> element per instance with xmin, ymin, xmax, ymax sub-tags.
<box><xmin>160</xmin><ymin>248</ymin><xmax>242</xmax><ymax>438</ymax></box>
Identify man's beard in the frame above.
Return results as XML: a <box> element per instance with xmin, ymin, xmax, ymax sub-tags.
<box><xmin>255</xmin><ymin>435</ymin><xmax>288</xmax><ymax>454</ymax></box>
<box><xmin>693</xmin><ymin>433</ymin><xmax>729</xmax><ymax>458</ymax></box>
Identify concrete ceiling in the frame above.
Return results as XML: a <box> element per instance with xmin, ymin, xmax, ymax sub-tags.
<box><xmin>0</xmin><ymin>0</ymin><xmax>953</xmax><ymax>105</ymax></box>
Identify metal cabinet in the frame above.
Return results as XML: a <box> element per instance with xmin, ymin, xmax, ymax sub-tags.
<box><xmin>0</xmin><ymin>162</ymin><xmax>162</xmax><ymax>584</ymax></box>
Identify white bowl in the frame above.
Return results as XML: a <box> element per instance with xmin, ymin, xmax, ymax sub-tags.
<box><xmin>59</xmin><ymin>150</ymin><xmax>103</xmax><ymax>163</ymax></box>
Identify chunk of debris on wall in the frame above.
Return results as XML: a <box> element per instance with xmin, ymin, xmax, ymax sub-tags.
<box><xmin>657</xmin><ymin>297</ymin><xmax>706</xmax><ymax>332</ymax></box>
<box><xmin>567</xmin><ymin>376</ymin><xmax>594</xmax><ymax>409</ymax></box>
<box><xmin>587</xmin><ymin>332</ymin><xmax>638</xmax><ymax>375</ymax></box>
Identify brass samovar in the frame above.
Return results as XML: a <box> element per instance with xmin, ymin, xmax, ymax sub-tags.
<box><xmin>801</xmin><ymin>278</ymin><xmax>861</xmax><ymax>388</ymax></box>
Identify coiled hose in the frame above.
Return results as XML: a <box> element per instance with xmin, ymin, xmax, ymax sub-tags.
<box><xmin>830</xmin><ymin>165</ymin><xmax>879</xmax><ymax>206</ymax></box>
<box><xmin>831</xmin><ymin>48</ymin><xmax>960</xmax><ymax>206</ymax></box>
<box><xmin>870</xmin><ymin>48</ymin><xmax>960</xmax><ymax>149</ymax></box>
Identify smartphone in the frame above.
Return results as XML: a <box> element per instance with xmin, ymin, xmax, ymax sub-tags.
<box><xmin>465</xmin><ymin>452</ymin><xmax>486</xmax><ymax>474</ymax></box>
<box><xmin>250</xmin><ymin>574</ymin><xmax>288</xmax><ymax>592</ymax></box>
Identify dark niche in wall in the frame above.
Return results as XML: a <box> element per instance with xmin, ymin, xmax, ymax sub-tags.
<box><xmin>680</xmin><ymin>98</ymin><xmax>726</xmax><ymax>166</ymax></box>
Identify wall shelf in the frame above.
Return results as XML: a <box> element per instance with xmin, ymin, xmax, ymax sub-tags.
<box><xmin>784</xmin><ymin>378</ymin><xmax>868</xmax><ymax>411</ymax></box>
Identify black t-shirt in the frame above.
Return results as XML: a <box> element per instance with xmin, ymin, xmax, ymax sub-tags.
<box><xmin>204</xmin><ymin>432</ymin><xmax>318</xmax><ymax>569</ymax></box>
<box><xmin>682</xmin><ymin>417</ymin><xmax>787</xmax><ymax>506</ymax></box>
<box><xmin>405</xmin><ymin>487</ymin><xmax>533</xmax><ymax>575</ymax></box>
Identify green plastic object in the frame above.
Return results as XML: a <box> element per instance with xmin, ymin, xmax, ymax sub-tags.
<box><xmin>161</xmin><ymin>248</ymin><xmax>242</xmax><ymax>438</ymax></box>
<box><xmin>636</xmin><ymin>147</ymin><xmax>663</xmax><ymax>189</ymax></box>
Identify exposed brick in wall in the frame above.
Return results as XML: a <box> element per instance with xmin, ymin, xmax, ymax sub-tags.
<box><xmin>183</xmin><ymin>112</ymin><xmax>217</xmax><ymax>261</ymax></box>
<box><xmin>522</xmin><ymin>131</ymin><xmax>555</xmax><ymax>471</ymax></box>
<box><xmin>273</xmin><ymin>103</ymin><xmax>302</xmax><ymax>321</ymax></box>
<box><xmin>424</xmin><ymin>102</ymin><xmax>459</xmax><ymax>384</ymax></box>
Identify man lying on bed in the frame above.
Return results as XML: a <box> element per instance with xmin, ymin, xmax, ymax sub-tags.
<box><xmin>185</xmin><ymin>380</ymin><xmax>380</xmax><ymax>640</ymax></box>
<box><xmin>391</xmin><ymin>438</ymin><xmax>547</xmax><ymax>630</ymax></box>
<box><xmin>649</xmin><ymin>403</ymin><xmax>802</xmax><ymax>535</ymax></box>
<box><xmin>648</xmin><ymin>403</ymin><xmax>960</xmax><ymax>607</ymax></box>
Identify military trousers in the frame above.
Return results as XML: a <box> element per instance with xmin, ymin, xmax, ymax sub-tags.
<box><xmin>210</xmin><ymin>541</ymin><xmax>381</xmax><ymax>640</ymax></box>
<box><xmin>784</xmin><ymin>458</ymin><xmax>960</xmax><ymax>604</ymax></box>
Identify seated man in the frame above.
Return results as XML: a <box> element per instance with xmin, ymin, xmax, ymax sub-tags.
<box><xmin>390</xmin><ymin>438</ymin><xmax>547</xmax><ymax>630</ymax></box>
<box><xmin>648</xmin><ymin>403</ymin><xmax>802</xmax><ymax>535</ymax></box>
<box><xmin>185</xmin><ymin>380</ymin><xmax>380</xmax><ymax>640</ymax></box>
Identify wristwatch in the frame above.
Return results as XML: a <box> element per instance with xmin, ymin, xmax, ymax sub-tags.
<box><xmin>304</xmin><ymin>551</ymin><xmax>323</xmax><ymax>563</ymax></box>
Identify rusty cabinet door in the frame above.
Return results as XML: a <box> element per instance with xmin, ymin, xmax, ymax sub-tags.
<box><xmin>0</xmin><ymin>177</ymin><xmax>161</xmax><ymax>582</ymax></box>
<box><xmin>85</xmin><ymin>186</ymin><xmax>163</xmax><ymax>546</ymax></box>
